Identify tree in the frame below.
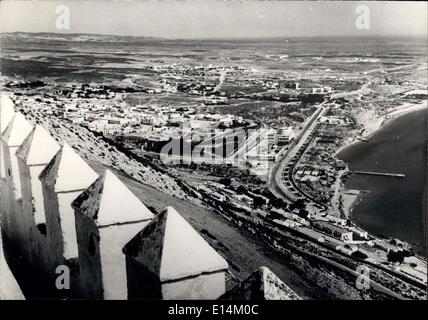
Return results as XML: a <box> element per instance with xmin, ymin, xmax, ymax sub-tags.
<box><xmin>219</xmin><ymin>177</ymin><xmax>232</xmax><ymax>186</ymax></box>
<box><xmin>290</xmin><ymin>198</ymin><xmax>306</xmax><ymax>211</ymax></box>
<box><xmin>387</xmin><ymin>250</ymin><xmax>404</xmax><ymax>264</ymax></box>
<box><xmin>253</xmin><ymin>196</ymin><xmax>266</xmax><ymax>208</ymax></box>
<box><xmin>351</xmin><ymin>251</ymin><xmax>368</xmax><ymax>260</ymax></box>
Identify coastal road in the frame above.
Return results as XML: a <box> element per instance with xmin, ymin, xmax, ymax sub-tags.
<box><xmin>263</xmin><ymin>219</ymin><xmax>411</xmax><ymax>300</ymax></box>
<box><xmin>268</xmin><ymin>101</ymin><xmax>328</xmax><ymax>202</ymax></box>
<box><xmin>311</xmin><ymin>254</ymin><xmax>409</xmax><ymax>300</ymax></box>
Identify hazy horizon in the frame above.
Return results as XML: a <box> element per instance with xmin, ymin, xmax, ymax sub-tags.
<box><xmin>1</xmin><ymin>1</ymin><xmax>426</xmax><ymax>40</ymax></box>
<box><xmin>2</xmin><ymin>30</ymin><xmax>427</xmax><ymax>42</ymax></box>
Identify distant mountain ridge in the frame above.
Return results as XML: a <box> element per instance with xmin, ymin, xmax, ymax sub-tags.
<box><xmin>2</xmin><ymin>32</ymin><xmax>424</xmax><ymax>43</ymax></box>
<box><xmin>0</xmin><ymin>32</ymin><xmax>167</xmax><ymax>43</ymax></box>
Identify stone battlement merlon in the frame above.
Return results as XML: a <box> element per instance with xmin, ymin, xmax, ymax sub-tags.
<box><xmin>0</xmin><ymin>92</ymin><xmax>230</xmax><ymax>299</ymax></box>
<box><xmin>1</xmin><ymin>92</ymin><xmax>298</xmax><ymax>300</ymax></box>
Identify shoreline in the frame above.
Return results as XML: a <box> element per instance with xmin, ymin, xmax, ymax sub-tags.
<box><xmin>334</xmin><ymin>100</ymin><xmax>427</xmax><ymax>221</ymax></box>
<box><xmin>338</xmin><ymin>189</ymin><xmax>367</xmax><ymax>220</ymax></box>
<box><xmin>335</xmin><ymin>100</ymin><xmax>428</xmax><ymax>157</ymax></box>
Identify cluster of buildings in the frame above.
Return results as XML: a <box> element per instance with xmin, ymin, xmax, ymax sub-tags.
<box><xmin>291</xmin><ymin>107</ymin><xmax>352</xmax><ymax>204</ymax></box>
<box><xmin>14</xmin><ymin>88</ymin><xmax>247</xmax><ymax>141</ymax></box>
<box><xmin>311</xmin><ymin>86</ymin><xmax>333</xmax><ymax>95</ymax></box>
<box><xmin>14</xmin><ymin>83</ymin><xmax>300</xmax><ymax>178</ymax></box>
<box><xmin>295</xmin><ymin>166</ymin><xmax>322</xmax><ymax>183</ymax></box>
<box><xmin>0</xmin><ymin>92</ymin><xmax>300</xmax><ymax>299</ymax></box>
<box><xmin>144</xmin><ymin>61</ymin><xmax>310</xmax><ymax>101</ymax></box>
<box><xmin>230</xmin><ymin>126</ymin><xmax>296</xmax><ymax>176</ymax></box>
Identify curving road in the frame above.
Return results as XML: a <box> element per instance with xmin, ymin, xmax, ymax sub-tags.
<box><xmin>268</xmin><ymin>101</ymin><xmax>328</xmax><ymax>202</ymax></box>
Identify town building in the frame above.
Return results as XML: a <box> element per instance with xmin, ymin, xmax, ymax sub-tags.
<box><xmin>312</xmin><ymin>221</ymin><xmax>353</xmax><ymax>242</ymax></box>
<box><xmin>278</xmin><ymin>126</ymin><xmax>295</xmax><ymax>144</ymax></box>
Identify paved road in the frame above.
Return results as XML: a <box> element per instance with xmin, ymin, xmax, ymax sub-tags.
<box><xmin>330</xmin><ymin>80</ymin><xmax>372</xmax><ymax>99</ymax></box>
<box><xmin>265</xmin><ymin>220</ymin><xmax>414</xmax><ymax>300</ymax></box>
<box><xmin>313</xmin><ymin>253</ymin><xmax>408</xmax><ymax>300</ymax></box>
<box><xmin>268</xmin><ymin>101</ymin><xmax>328</xmax><ymax>202</ymax></box>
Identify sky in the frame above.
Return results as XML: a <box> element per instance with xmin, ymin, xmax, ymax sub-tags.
<box><xmin>0</xmin><ymin>1</ymin><xmax>427</xmax><ymax>39</ymax></box>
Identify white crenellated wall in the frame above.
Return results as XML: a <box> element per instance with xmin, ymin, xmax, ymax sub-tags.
<box><xmin>0</xmin><ymin>100</ymin><xmax>230</xmax><ymax>300</ymax></box>
<box><xmin>16</xmin><ymin>125</ymin><xmax>60</xmax><ymax>272</ymax></box>
<box><xmin>2</xmin><ymin>113</ymin><xmax>34</xmax><ymax>200</ymax></box>
<box><xmin>123</xmin><ymin>206</ymin><xmax>229</xmax><ymax>300</ymax></box>
<box><xmin>39</xmin><ymin>142</ymin><xmax>99</xmax><ymax>285</ymax></box>
<box><xmin>0</xmin><ymin>227</ymin><xmax>24</xmax><ymax>300</ymax></box>
<box><xmin>1</xmin><ymin>113</ymin><xmax>33</xmax><ymax>248</ymax></box>
<box><xmin>1</xmin><ymin>93</ymin><xmax>16</xmax><ymax>244</ymax></box>
<box><xmin>99</xmin><ymin>224</ymin><xmax>151</xmax><ymax>299</ymax></box>
<box><xmin>72</xmin><ymin>169</ymin><xmax>153</xmax><ymax>299</ymax></box>
<box><xmin>0</xmin><ymin>93</ymin><xmax>16</xmax><ymax>180</ymax></box>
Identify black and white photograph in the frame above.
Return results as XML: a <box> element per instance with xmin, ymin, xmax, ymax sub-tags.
<box><xmin>0</xmin><ymin>0</ymin><xmax>426</xmax><ymax>308</ymax></box>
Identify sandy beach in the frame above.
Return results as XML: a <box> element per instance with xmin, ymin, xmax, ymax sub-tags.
<box><xmin>339</xmin><ymin>189</ymin><xmax>366</xmax><ymax>219</ymax></box>
<box><xmin>335</xmin><ymin>100</ymin><xmax>428</xmax><ymax>156</ymax></box>
<box><xmin>334</xmin><ymin>100</ymin><xmax>427</xmax><ymax>218</ymax></box>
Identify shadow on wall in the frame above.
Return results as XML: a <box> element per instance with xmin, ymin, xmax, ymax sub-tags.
<box><xmin>0</xmin><ymin>93</ymin><xmax>230</xmax><ymax>299</ymax></box>
<box><xmin>1</xmin><ymin>93</ymin><xmax>298</xmax><ymax>300</ymax></box>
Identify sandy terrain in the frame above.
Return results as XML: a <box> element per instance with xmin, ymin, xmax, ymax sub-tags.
<box><xmin>336</xmin><ymin>100</ymin><xmax>427</xmax><ymax>156</ymax></box>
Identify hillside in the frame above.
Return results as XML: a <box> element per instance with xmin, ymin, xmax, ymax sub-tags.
<box><xmin>20</xmin><ymin>105</ymin><xmax>191</xmax><ymax>200</ymax></box>
<box><xmin>0</xmin><ymin>32</ymin><xmax>166</xmax><ymax>43</ymax></box>
<box><xmin>15</xmin><ymin>102</ymin><xmax>320</xmax><ymax>297</ymax></box>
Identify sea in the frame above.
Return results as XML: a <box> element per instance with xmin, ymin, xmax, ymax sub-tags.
<box><xmin>338</xmin><ymin>109</ymin><xmax>427</xmax><ymax>255</ymax></box>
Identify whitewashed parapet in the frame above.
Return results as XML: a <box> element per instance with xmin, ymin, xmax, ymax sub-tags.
<box><xmin>72</xmin><ymin>169</ymin><xmax>153</xmax><ymax>299</ymax></box>
<box><xmin>0</xmin><ymin>228</ymin><xmax>25</xmax><ymax>300</ymax></box>
<box><xmin>16</xmin><ymin>125</ymin><xmax>61</xmax><ymax>273</ymax></box>
<box><xmin>1</xmin><ymin>113</ymin><xmax>33</xmax><ymax>247</ymax></box>
<box><xmin>38</xmin><ymin>142</ymin><xmax>98</xmax><ymax>290</ymax></box>
<box><xmin>0</xmin><ymin>93</ymin><xmax>16</xmax><ymax>242</ymax></box>
<box><xmin>1</xmin><ymin>103</ymin><xmax>231</xmax><ymax>300</ymax></box>
<box><xmin>1</xmin><ymin>113</ymin><xmax>34</xmax><ymax>200</ymax></box>
<box><xmin>123</xmin><ymin>206</ymin><xmax>229</xmax><ymax>300</ymax></box>
<box><xmin>0</xmin><ymin>93</ymin><xmax>16</xmax><ymax>180</ymax></box>
<box><xmin>220</xmin><ymin>266</ymin><xmax>301</xmax><ymax>300</ymax></box>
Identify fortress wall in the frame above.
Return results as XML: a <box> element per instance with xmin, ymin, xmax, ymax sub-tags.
<box><xmin>122</xmin><ymin>206</ymin><xmax>229</xmax><ymax>300</ymax></box>
<box><xmin>1</xmin><ymin>105</ymin><xmax>230</xmax><ymax>300</ymax></box>
<box><xmin>0</xmin><ymin>229</ymin><xmax>24</xmax><ymax>300</ymax></box>
<box><xmin>162</xmin><ymin>270</ymin><xmax>226</xmax><ymax>300</ymax></box>
<box><xmin>1</xmin><ymin>143</ymin><xmax>14</xmax><ymax>238</ymax></box>
<box><xmin>98</xmin><ymin>222</ymin><xmax>150</xmax><ymax>299</ymax></box>
<box><xmin>74</xmin><ymin>213</ymin><xmax>103</xmax><ymax>299</ymax></box>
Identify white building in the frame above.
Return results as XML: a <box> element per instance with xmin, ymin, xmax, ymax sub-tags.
<box><xmin>278</xmin><ymin>127</ymin><xmax>295</xmax><ymax>143</ymax></box>
<box><xmin>312</xmin><ymin>86</ymin><xmax>333</xmax><ymax>94</ymax></box>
